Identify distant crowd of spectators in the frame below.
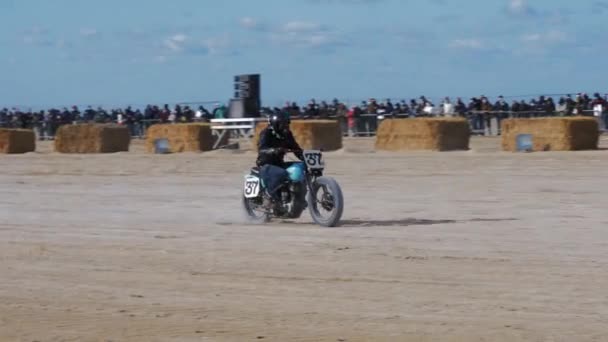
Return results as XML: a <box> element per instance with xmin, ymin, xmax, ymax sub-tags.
<box><xmin>0</xmin><ymin>103</ymin><xmax>228</xmax><ymax>139</ymax></box>
<box><xmin>276</xmin><ymin>92</ymin><xmax>608</xmax><ymax>135</ymax></box>
<box><xmin>279</xmin><ymin>93</ymin><xmax>607</xmax><ymax>119</ymax></box>
<box><xmin>2</xmin><ymin>92</ymin><xmax>606</xmax><ymax>139</ymax></box>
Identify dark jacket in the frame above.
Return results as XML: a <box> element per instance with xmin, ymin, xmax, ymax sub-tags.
<box><xmin>256</xmin><ymin>127</ymin><xmax>304</xmax><ymax>167</ymax></box>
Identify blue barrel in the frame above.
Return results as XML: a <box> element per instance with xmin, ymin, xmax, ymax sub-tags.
<box><xmin>154</xmin><ymin>138</ymin><xmax>170</xmax><ymax>154</ymax></box>
<box><xmin>516</xmin><ymin>134</ymin><xmax>533</xmax><ymax>152</ymax></box>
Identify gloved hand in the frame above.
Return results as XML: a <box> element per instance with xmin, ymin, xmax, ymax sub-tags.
<box><xmin>267</xmin><ymin>147</ymin><xmax>287</xmax><ymax>155</ymax></box>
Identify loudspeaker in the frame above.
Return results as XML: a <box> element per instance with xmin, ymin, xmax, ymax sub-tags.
<box><xmin>232</xmin><ymin>74</ymin><xmax>260</xmax><ymax>117</ymax></box>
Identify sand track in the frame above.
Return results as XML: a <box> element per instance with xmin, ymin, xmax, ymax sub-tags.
<box><xmin>1</xmin><ymin>137</ymin><xmax>608</xmax><ymax>341</ymax></box>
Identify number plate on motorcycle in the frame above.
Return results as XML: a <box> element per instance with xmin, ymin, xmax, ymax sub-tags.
<box><xmin>303</xmin><ymin>150</ymin><xmax>324</xmax><ymax>170</ymax></box>
<box><xmin>244</xmin><ymin>175</ymin><xmax>261</xmax><ymax>198</ymax></box>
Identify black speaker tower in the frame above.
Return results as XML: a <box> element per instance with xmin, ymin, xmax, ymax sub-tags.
<box><xmin>231</xmin><ymin>74</ymin><xmax>260</xmax><ymax>118</ymax></box>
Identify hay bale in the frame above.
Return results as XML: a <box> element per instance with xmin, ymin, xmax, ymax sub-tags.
<box><xmin>145</xmin><ymin>123</ymin><xmax>213</xmax><ymax>153</ymax></box>
<box><xmin>375</xmin><ymin>118</ymin><xmax>470</xmax><ymax>151</ymax></box>
<box><xmin>54</xmin><ymin>124</ymin><xmax>130</xmax><ymax>153</ymax></box>
<box><xmin>253</xmin><ymin>120</ymin><xmax>342</xmax><ymax>151</ymax></box>
<box><xmin>0</xmin><ymin>128</ymin><xmax>36</xmax><ymax>154</ymax></box>
<box><xmin>501</xmin><ymin>117</ymin><xmax>599</xmax><ymax>152</ymax></box>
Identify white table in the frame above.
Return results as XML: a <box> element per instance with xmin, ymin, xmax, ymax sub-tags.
<box><xmin>210</xmin><ymin>118</ymin><xmax>266</xmax><ymax>148</ymax></box>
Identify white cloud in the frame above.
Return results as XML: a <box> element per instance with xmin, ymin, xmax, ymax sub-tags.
<box><xmin>593</xmin><ymin>1</ymin><xmax>608</xmax><ymax>13</ymax></box>
<box><xmin>80</xmin><ymin>28</ymin><xmax>99</xmax><ymax>38</ymax></box>
<box><xmin>514</xmin><ymin>30</ymin><xmax>570</xmax><ymax>56</ymax></box>
<box><xmin>449</xmin><ymin>39</ymin><xmax>484</xmax><ymax>49</ymax></box>
<box><xmin>203</xmin><ymin>35</ymin><xmax>231</xmax><ymax>55</ymax></box>
<box><xmin>172</xmin><ymin>34</ymin><xmax>187</xmax><ymax>43</ymax></box>
<box><xmin>163</xmin><ymin>33</ymin><xmax>188</xmax><ymax>52</ymax></box>
<box><xmin>271</xmin><ymin>31</ymin><xmax>336</xmax><ymax>49</ymax></box>
<box><xmin>307</xmin><ymin>34</ymin><xmax>331</xmax><ymax>46</ymax></box>
<box><xmin>22</xmin><ymin>35</ymin><xmax>53</xmax><ymax>47</ymax></box>
<box><xmin>268</xmin><ymin>20</ymin><xmax>345</xmax><ymax>51</ymax></box>
<box><xmin>508</xmin><ymin>0</ymin><xmax>526</xmax><ymax>13</ymax></box>
<box><xmin>282</xmin><ymin>21</ymin><xmax>323</xmax><ymax>33</ymax></box>
<box><xmin>239</xmin><ymin>17</ymin><xmax>271</xmax><ymax>32</ymax></box>
<box><xmin>544</xmin><ymin>30</ymin><xmax>567</xmax><ymax>42</ymax></box>
<box><xmin>240</xmin><ymin>17</ymin><xmax>258</xmax><ymax>29</ymax></box>
<box><xmin>238</xmin><ymin>18</ymin><xmax>344</xmax><ymax>51</ymax></box>
<box><xmin>237</xmin><ymin>18</ymin><xmax>343</xmax><ymax>51</ymax></box>
<box><xmin>521</xmin><ymin>30</ymin><xmax>567</xmax><ymax>44</ymax></box>
<box><xmin>307</xmin><ymin>0</ymin><xmax>384</xmax><ymax>4</ymax></box>
<box><xmin>506</xmin><ymin>0</ymin><xmax>536</xmax><ymax>16</ymax></box>
<box><xmin>21</xmin><ymin>26</ymin><xmax>53</xmax><ymax>47</ymax></box>
<box><xmin>56</xmin><ymin>39</ymin><xmax>69</xmax><ymax>49</ymax></box>
<box><xmin>23</xmin><ymin>26</ymin><xmax>49</xmax><ymax>35</ymax></box>
<box><xmin>522</xmin><ymin>33</ymin><xmax>541</xmax><ymax>42</ymax></box>
<box><xmin>161</xmin><ymin>33</ymin><xmax>235</xmax><ymax>56</ymax></box>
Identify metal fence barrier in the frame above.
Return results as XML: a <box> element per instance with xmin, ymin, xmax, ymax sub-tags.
<box><xmin>1</xmin><ymin>110</ymin><xmax>607</xmax><ymax>140</ymax></box>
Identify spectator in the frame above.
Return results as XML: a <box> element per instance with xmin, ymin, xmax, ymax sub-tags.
<box><xmin>544</xmin><ymin>97</ymin><xmax>556</xmax><ymax>115</ymax></box>
<box><xmin>493</xmin><ymin>95</ymin><xmax>509</xmax><ymax>130</ymax></box>
<box><xmin>592</xmin><ymin>93</ymin><xmax>607</xmax><ymax>130</ymax></box>
<box><xmin>442</xmin><ymin>97</ymin><xmax>454</xmax><ymax>117</ymax></box>
<box><xmin>455</xmin><ymin>98</ymin><xmax>467</xmax><ymax>117</ymax></box>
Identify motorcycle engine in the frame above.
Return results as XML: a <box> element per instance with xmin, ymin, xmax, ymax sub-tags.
<box><xmin>281</xmin><ymin>183</ymin><xmax>307</xmax><ymax>218</ymax></box>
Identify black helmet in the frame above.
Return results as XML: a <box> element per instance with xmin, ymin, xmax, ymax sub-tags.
<box><xmin>268</xmin><ymin>111</ymin><xmax>290</xmax><ymax>136</ymax></box>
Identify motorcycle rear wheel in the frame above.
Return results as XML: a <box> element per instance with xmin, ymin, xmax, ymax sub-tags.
<box><xmin>242</xmin><ymin>195</ymin><xmax>271</xmax><ymax>224</ymax></box>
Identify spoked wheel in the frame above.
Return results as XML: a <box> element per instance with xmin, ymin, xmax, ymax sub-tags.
<box><xmin>242</xmin><ymin>195</ymin><xmax>271</xmax><ymax>224</ymax></box>
<box><xmin>307</xmin><ymin>176</ymin><xmax>344</xmax><ymax>227</ymax></box>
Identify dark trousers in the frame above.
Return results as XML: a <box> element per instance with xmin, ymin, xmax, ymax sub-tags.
<box><xmin>260</xmin><ymin>164</ymin><xmax>289</xmax><ymax>200</ymax></box>
<box><xmin>472</xmin><ymin>114</ymin><xmax>484</xmax><ymax>130</ymax></box>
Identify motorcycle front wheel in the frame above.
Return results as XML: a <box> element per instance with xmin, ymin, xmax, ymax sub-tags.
<box><xmin>307</xmin><ymin>176</ymin><xmax>344</xmax><ymax>227</ymax></box>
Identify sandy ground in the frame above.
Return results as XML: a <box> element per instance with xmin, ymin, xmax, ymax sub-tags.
<box><xmin>2</xmin><ymin>136</ymin><xmax>608</xmax><ymax>341</ymax></box>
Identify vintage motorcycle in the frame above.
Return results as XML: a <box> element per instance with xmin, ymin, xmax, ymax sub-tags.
<box><xmin>241</xmin><ymin>150</ymin><xmax>344</xmax><ymax>227</ymax></box>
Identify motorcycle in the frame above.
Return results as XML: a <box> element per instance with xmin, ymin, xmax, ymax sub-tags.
<box><xmin>241</xmin><ymin>149</ymin><xmax>344</xmax><ymax>227</ymax></box>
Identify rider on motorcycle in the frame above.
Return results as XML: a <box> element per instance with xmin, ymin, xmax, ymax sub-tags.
<box><xmin>256</xmin><ymin>112</ymin><xmax>304</xmax><ymax>210</ymax></box>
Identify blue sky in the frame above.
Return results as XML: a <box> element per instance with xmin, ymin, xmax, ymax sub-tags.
<box><xmin>1</xmin><ymin>0</ymin><xmax>606</xmax><ymax>109</ymax></box>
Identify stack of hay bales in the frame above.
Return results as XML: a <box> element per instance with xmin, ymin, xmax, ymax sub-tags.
<box><xmin>375</xmin><ymin>118</ymin><xmax>470</xmax><ymax>151</ymax></box>
<box><xmin>501</xmin><ymin>117</ymin><xmax>599</xmax><ymax>152</ymax></box>
<box><xmin>0</xmin><ymin>128</ymin><xmax>36</xmax><ymax>154</ymax></box>
<box><xmin>55</xmin><ymin>124</ymin><xmax>130</xmax><ymax>153</ymax></box>
<box><xmin>145</xmin><ymin>123</ymin><xmax>214</xmax><ymax>153</ymax></box>
<box><xmin>253</xmin><ymin>120</ymin><xmax>342</xmax><ymax>151</ymax></box>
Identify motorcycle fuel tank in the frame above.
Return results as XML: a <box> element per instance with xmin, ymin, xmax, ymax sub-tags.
<box><xmin>286</xmin><ymin>162</ymin><xmax>305</xmax><ymax>182</ymax></box>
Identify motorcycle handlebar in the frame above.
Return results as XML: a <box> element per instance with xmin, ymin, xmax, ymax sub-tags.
<box><xmin>279</xmin><ymin>148</ymin><xmax>300</xmax><ymax>154</ymax></box>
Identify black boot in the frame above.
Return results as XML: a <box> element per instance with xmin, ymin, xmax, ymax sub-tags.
<box><xmin>271</xmin><ymin>196</ymin><xmax>286</xmax><ymax>216</ymax></box>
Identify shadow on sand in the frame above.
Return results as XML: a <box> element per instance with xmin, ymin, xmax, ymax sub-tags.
<box><xmin>339</xmin><ymin>218</ymin><xmax>456</xmax><ymax>227</ymax></box>
<box><xmin>336</xmin><ymin>217</ymin><xmax>518</xmax><ymax>228</ymax></box>
<box><xmin>224</xmin><ymin>217</ymin><xmax>518</xmax><ymax>228</ymax></box>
